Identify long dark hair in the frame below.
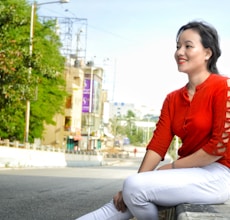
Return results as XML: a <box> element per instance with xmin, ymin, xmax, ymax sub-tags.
<box><xmin>176</xmin><ymin>21</ymin><xmax>221</xmax><ymax>74</ymax></box>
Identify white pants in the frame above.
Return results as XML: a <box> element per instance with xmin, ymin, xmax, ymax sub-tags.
<box><xmin>76</xmin><ymin>163</ymin><xmax>230</xmax><ymax>220</ymax></box>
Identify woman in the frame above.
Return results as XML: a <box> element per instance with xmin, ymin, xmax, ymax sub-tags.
<box><xmin>76</xmin><ymin>21</ymin><xmax>230</xmax><ymax>220</ymax></box>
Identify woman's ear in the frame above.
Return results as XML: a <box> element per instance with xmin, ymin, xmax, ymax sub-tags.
<box><xmin>205</xmin><ymin>48</ymin><xmax>212</xmax><ymax>60</ymax></box>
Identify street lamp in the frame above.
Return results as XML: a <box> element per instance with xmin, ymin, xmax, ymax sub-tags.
<box><xmin>24</xmin><ymin>0</ymin><xmax>70</xmax><ymax>143</ymax></box>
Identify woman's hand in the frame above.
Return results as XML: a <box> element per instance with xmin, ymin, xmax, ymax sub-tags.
<box><xmin>157</xmin><ymin>163</ymin><xmax>173</xmax><ymax>170</ymax></box>
<box><xmin>113</xmin><ymin>191</ymin><xmax>127</xmax><ymax>212</ymax></box>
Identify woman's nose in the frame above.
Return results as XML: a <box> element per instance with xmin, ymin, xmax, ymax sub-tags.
<box><xmin>176</xmin><ymin>47</ymin><xmax>185</xmax><ymax>57</ymax></box>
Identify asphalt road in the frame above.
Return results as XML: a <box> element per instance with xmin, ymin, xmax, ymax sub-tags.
<box><xmin>0</xmin><ymin>157</ymin><xmax>142</xmax><ymax>220</ymax></box>
<box><xmin>0</xmin><ymin>146</ymin><xmax>172</xmax><ymax>220</ymax></box>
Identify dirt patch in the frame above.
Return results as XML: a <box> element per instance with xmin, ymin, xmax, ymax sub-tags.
<box><xmin>101</xmin><ymin>147</ymin><xmax>123</xmax><ymax>154</ymax></box>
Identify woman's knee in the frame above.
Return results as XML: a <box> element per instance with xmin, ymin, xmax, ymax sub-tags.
<box><xmin>123</xmin><ymin>174</ymin><xmax>140</xmax><ymax>190</ymax></box>
<box><xmin>122</xmin><ymin>174</ymin><xmax>144</xmax><ymax>204</ymax></box>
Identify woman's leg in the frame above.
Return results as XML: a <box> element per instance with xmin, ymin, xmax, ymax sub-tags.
<box><xmin>122</xmin><ymin>163</ymin><xmax>230</xmax><ymax>220</ymax></box>
<box><xmin>75</xmin><ymin>200</ymin><xmax>133</xmax><ymax>220</ymax></box>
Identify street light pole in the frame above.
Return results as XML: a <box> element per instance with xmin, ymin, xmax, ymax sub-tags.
<box><xmin>24</xmin><ymin>0</ymin><xmax>70</xmax><ymax>143</ymax></box>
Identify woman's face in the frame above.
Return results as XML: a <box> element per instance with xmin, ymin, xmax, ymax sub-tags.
<box><xmin>174</xmin><ymin>29</ymin><xmax>211</xmax><ymax>74</ymax></box>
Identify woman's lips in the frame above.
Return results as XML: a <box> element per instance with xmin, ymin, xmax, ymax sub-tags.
<box><xmin>178</xmin><ymin>58</ymin><xmax>187</xmax><ymax>64</ymax></box>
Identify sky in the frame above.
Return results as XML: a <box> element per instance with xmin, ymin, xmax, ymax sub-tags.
<box><xmin>31</xmin><ymin>0</ymin><xmax>230</xmax><ymax>114</ymax></box>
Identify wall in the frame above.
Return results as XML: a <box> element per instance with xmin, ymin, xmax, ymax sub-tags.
<box><xmin>0</xmin><ymin>146</ymin><xmax>103</xmax><ymax>168</ymax></box>
<box><xmin>0</xmin><ymin>146</ymin><xmax>67</xmax><ymax>168</ymax></box>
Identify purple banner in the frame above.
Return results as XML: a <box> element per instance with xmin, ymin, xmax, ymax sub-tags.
<box><xmin>82</xmin><ymin>79</ymin><xmax>91</xmax><ymax>113</ymax></box>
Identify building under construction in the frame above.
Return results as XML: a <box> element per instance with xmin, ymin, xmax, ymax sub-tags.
<box><xmin>40</xmin><ymin>16</ymin><xmax>88</xmax><ymax>63</ymax></box>
<box><xmin>40</xmin><ymin>16</ymin><xmax>111</xmax><ymax>151</ymax></box>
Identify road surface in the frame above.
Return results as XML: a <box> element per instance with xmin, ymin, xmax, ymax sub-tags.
<box><xmin>0</xmin><ymin>157</ymin><xmax>143</xmax><ymax>219</ymax></box>
<box><xmin>0</xmin><ymin>148</ymin><xmax>171</xmax><ymax>220</ymax></box>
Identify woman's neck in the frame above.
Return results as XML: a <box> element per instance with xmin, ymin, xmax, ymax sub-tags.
<box><xmin>187</xmin><ymin>71</ymin><xmax>211</xmax><ymax>92</ymax></box>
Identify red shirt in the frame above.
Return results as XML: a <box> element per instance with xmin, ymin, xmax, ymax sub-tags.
<box><xmin>147</xmin><ymin>74</ymin><xmax>230</xmax><ymax>168</ymax></box>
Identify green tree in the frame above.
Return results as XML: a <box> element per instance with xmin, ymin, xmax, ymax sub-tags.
<box><xmin>0</xmin><ymin>0</ymin><xmax>67</xmax><ymax>142</ymax></box>
<box><xmin>109</xmin><ymin>116</ymin><xmax>126</xmax><ymax>137</ymax></box>
<box><xmin>125</xmin><ymin>110</ymin><xmax>137</xmax><ymax>143</ymax></box>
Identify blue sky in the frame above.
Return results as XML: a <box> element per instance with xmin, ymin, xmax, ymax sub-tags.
<box><xmin>33</xmin><ymin>0</ymin><xmax>230</xmax><ymax>113</ymax></box>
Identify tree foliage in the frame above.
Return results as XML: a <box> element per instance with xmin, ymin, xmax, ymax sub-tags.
<box><xmin>109</xmin><ymin>110</ymin><xmax>157</xmax><ymax>146</ymax></box>
<box><xmin>0</xmin><ymin>0</ymin><xmax>67</xmax><ymax>142</ymax></box>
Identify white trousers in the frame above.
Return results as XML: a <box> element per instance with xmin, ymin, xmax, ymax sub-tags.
<box><xmin>76</xmin><ymin>163</ymin><xmax>230</xmax><ymax>220</ymax></box>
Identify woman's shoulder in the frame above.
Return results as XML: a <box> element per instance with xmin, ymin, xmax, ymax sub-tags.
<box><xmin>209</xmin><ymin>73</ymin><xmax>229</xmax><ymax>82</ymax></box>
<box><xmin>207</xmin><ymin>73</ymin><xmax>229</xmax><ymax>89</ymax></box>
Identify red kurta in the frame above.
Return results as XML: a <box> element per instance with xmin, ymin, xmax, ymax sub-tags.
<box><xmin>147</xmin><ymin>74</ymin><xmax>230</xmax><ymax>168</ymax></box>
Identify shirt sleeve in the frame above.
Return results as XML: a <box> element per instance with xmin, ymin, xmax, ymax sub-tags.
<box><xmin>146</xmin><ymin>95</ymin><xmax>174</xmax><ymax>159</ymax></box>
<box><xmin>202</xmin><ymin>79</ymin><xmax>230</xmax><ymax>156</ymax></box>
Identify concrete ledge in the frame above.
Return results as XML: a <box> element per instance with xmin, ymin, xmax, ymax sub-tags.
<box><xmin>176</xmin><ymin>202</ymin><xmax>230</xmax><ymax>220</ymax></box>
<box><xmin>0</xmin><ymin>146</ymin><xmax>67</xmax><ymax>168</ymax></box>
<box><xmin>158</xmin><ymin>200</ymin><xmax>230</xmax><ymax>220</ymax></box>
<box><xmin>0</xmin><ymin>146</ymin><xmax>112</xmax><ymax>168</ymax></box>
<box><xmin>176</xmin><ymin>204</ymin><xmax>220</xmax><ymax>220</ymax></box>
<box><xmin>158</xmin><ymin>206</ymin><xmax>175</xmax><ymax>220</ymax></box>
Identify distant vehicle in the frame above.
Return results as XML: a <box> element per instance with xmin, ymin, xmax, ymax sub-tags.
<box><xmin>114</xmin><ymin>140</ymin><xmax>120</xmax><ymax>147</ymax></box>
<box><xmin>123</xmin><ymin>137</ymin><xmax>130</xmax><ymax>145</ymax></box>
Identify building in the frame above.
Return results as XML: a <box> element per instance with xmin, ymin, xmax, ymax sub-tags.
<box><xmin>64</xmin><ymin>65</ymin><xmax>85</xmax><ymax>151</ymax></box>
<box><xmin>43</xmin><ymin>61</ymin><xmax>106</xmax><ymax>151</ymax></box>
<box><xmin>80</xmin><ymin>64</ymin><xmax>104</xmax><ymax>150</ymax></box>
<box><xmin>42</xmin><ymin>64</ymin><xmax>85</xmax><ymax>150</ymax></box>
<box><xmin>110</xmin><ymin>102</ymin><xmax>135</xmax><ymax>118</ymax></box>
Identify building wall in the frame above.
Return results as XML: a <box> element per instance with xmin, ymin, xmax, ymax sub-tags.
<box><xmin>42</xmin><ymin>113</ymin><xmax>65</xmax><ymax>148</ymax></box>
<box><xmin>42</xmin><ymin>65</ymin><xmax>84</xmax><ymax>149</ymax></box>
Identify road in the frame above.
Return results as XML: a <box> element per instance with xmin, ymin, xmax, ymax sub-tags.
<box><xmin>0</xmin><ymin>157</ymin><xmax>142</xmax><ymax>220</ymax></box>
<box><xmin>0</xmin><ymin>149</ymin><xmax>172</xmax><ymax>220</ymax></box>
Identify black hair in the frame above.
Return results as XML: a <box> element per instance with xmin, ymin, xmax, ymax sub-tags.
<box><xmin>176</xmin><ymin>21</ymin><xmax>221</xmax><ymax>74</ymax></box>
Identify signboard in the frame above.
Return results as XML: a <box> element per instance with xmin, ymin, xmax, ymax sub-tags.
<box><xmin>82</xmin><ymin>78</ymin><xmax>91</xmax><ymax>113</ymax></box>
<box><xmin>82</xmin><ymin>72</ymin><xmax>101</xmax><ymax>114</ymax></box>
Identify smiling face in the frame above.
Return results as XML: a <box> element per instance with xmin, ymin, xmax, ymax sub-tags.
<box><xmin>174</xmin><ymin>29</ymin><xmax>212</xmax><ymax>75</ymax></box>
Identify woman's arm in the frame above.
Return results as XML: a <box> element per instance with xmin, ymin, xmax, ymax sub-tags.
<box><xmin>138</xmin><ymin>150</ymin><xmax>162</xmax><ymax>173</ymax></box>
<box><xmin>158</xmin><ymin>148</ymin><xmax>222</xmax><ymax>170</ymax></box>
